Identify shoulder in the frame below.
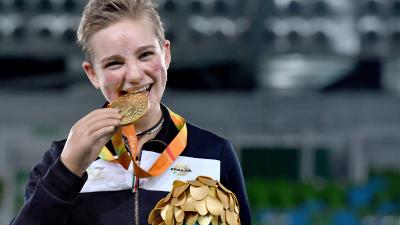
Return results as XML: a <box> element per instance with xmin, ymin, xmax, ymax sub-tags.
<box><xmin>24</xmin><ymin>139</ymin><xmax>68</xmax><ymax>199</ymax></box>
<box><xmin>184</xmin><ymin>122</ymin><xmax>235</xmax><ymax>160</ymax></box>
<box><xmin>186</xmin><ymin>122</ymin><xmax>230</xmax><ymax>147</ymax></box>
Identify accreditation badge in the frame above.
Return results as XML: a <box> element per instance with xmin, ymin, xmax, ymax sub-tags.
<box><xmin>147</xmin><ymin>176</ymin><xmax>241</xmax><ymax>225</ymax></box>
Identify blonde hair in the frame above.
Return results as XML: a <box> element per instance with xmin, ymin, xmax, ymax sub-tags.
<box><xmin>76</xmin><ymin>0</ymin><xmax>165</xmax><ymax>62</ymax></box>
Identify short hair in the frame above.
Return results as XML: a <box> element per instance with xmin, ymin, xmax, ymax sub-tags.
<box><xmin>76</xmin><ymin>0</ymin><xmax>165</xmax><ymax>62</ymax></box>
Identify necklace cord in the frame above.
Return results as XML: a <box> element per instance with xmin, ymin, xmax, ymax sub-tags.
<box><xmin>136</xmin><ymin>116</ymin><xmax>164</xmax><ymax>137</ymax></box>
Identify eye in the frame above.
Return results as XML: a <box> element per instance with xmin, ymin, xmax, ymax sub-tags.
<box><xmin>139</xmin><ymin>51</ymin><xmax>154</xmax><ymax>60</ymax></box>
<box><xmin>104</xmin><ymin>61</ymin><xmax>122</xmax><ymax>69</ymax></box>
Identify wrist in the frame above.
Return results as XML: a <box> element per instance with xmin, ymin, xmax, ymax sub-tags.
<box><xmin>60</xmin><ymin>155</ymin><xmax>87</xmax><ymax>177</ymax></box>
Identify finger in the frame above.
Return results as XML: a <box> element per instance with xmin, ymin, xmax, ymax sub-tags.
<box><xmin>85</xmin><ymin>118</ymin><xmax>121</xmax><ymax>136</ymax></box>
<box><xmin>78</xmin><ymin>108</ymin><xmax>122</xmax><ymax>125</ymax></box>
<box><xmin>84</xmin><ymin>115</ymin><xmax>122</xmax><ymax>130</ymax></box>
<box><xmin>91</xmin><ymin>125</ymin><xmax>118</xmax><ymax>144</ymax></box>
<box><xmin>86</xmin><ymin>108</ymin><xmax>122</xmax><ymax>122</ymax></box>
<box><xmin>76</xmin><ymin>109</ymin><xmax>122</xmax><ymax>130</ymax></box>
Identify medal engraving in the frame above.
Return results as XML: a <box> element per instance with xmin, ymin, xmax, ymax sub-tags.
<box><xmin>109</xmin><ymin>92</ymin><xmax>148</xmax><ymax>125</ymax></box>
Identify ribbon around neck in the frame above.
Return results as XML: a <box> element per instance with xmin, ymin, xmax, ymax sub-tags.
<box><xmin>98</xmin><ymin>109</ymin><xmax>187</xmax><ymax>178</ymax></box>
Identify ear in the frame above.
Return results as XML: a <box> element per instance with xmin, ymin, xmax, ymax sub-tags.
<box><xmin>163</xmin><ymin>40</ymin><xmax>171</xmax><ymax>69</ymax></box>
<box><xmin>82</xmin><ymin>61</ymin><xmax>100</xmax><ymax>89</ymax></box>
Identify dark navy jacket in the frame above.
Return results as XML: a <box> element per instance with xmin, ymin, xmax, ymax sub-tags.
<box><xmin>10</xmin><ymin>105</ymin><xmax>252</xmax><ymax>225</ymax></box>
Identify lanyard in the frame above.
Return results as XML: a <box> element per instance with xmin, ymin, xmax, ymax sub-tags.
<box><xmin>98</xmin><ymin>109</ymin><xmax>187</xmax><ymax>178</ymax></box>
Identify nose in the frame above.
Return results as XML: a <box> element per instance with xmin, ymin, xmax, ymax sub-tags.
<box><xmin>125</xmin><ymin>62</ymin><xmax>144</xmax><ymax>84</ymax></box>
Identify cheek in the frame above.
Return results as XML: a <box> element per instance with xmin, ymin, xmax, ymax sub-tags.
<box><xmin>101</xmin><ymin>73</ymin><xmax>122</xmax><ymax>88</ymax></box>
<box><xmin>149</xmin><ymin>59</ymin><xmax>167</xmax><ymax>82</ymax></box>
<box><xmin>99</xmin><ymin>73</ymin><xmax>124</xmax><ymax>98</ymax></box>
<box><xmin>148</xmin><ymin>60</ymin><xmax>167</xmax><ymax>103</ymax></box>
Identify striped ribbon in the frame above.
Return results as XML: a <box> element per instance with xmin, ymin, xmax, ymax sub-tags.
<box><xmin>99</xmin><ymin>109</ymin><xmax>187</xmax><ymax>178</ymax></box>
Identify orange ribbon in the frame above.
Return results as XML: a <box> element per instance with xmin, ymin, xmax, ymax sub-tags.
<box><xmin>99</xmin><ymin>109</ymin><xmax>187</xmax><ymax>178</ymax></box>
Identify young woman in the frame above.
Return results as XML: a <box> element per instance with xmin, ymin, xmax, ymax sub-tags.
<box><xmin>10</xmin><ymin>0</ymin><xmax>251</xmax><ymax>224</ymax></box>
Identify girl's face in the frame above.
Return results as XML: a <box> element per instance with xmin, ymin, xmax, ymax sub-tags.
<box><xmin>83</xmin><ymin>17</ymin><xmax>170</xmax><ymax>120</ymax></box>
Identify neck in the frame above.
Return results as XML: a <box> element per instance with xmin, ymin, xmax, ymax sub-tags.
<box><xmin>136</xmin><ymin>116</ymin><xmax>164</xmax><ymax>137</ymax></box>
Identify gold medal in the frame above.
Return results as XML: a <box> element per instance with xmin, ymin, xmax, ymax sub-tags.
<box><xmin>109</xmin><ymin>92</ymin><xmax>148</xmax><ymax>125</ymax></box>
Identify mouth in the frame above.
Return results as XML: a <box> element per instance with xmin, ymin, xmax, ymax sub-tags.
<box><xmin>121</xmin><ymin>84</ymin><xmax>152</xmax><ymax>96</ymax></box>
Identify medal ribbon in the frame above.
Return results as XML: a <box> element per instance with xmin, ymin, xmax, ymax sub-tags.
<box><xmin>98</xmin><ymin>109</ymin><xmax>187</xmax><ymax>178</ymax></box>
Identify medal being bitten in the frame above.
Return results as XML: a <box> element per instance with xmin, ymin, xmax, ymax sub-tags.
<box><xmin>109</xmin><ymin>92</ymin><xmax>149</xmax><ymax>125</ymax></box>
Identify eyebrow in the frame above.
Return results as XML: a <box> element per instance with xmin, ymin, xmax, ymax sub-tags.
<box><xmin>101</xmin><ymin>55</ymin><xmax>121</xmax><ymax>64</ymax></box>
<box><xmin>100</xmin><ymin>45</ymin><xmax>157</xmax><ymax>64</ymax></box>
<box><xmin>136</xmin><ymin>45</ymin><xmax>156</xmax><ymax>52</ymax></box>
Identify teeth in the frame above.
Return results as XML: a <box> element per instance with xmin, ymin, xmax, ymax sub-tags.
<box><xmin>130</xmin><ymin>85</ymin><xmax>150</xmax><ymax>94</ymax></box>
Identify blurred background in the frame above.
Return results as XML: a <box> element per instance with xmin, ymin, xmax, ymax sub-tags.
<box><xmin>2</xmin><ymin>0</ymin><xmax>400</xmax><ymax>224</ymax></box>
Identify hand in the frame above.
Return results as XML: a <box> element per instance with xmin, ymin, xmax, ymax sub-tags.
<box><xmin>61</xmin><ymin>108</ymin><xmax>122</xmax><ymax>176</ymax></box>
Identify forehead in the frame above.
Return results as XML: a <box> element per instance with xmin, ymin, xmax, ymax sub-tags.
<box><xmin>89</xmin><ymin>18</ymin><xmax>158</xmax><ymax>59</ymax></box>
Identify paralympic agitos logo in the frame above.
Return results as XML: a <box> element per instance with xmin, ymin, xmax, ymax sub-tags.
<box><xmin>171</xmin><ymin>164</ymin><xmax>192</xmax><ymax>176</ymax></box>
